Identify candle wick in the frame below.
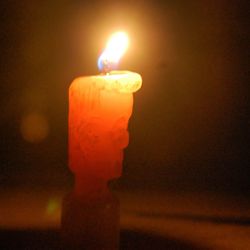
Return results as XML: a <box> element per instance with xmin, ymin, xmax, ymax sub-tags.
<box><xmin>102</xmin><ymin>59</ymin><xmax>111</xmax><ymax>75</ymax></box>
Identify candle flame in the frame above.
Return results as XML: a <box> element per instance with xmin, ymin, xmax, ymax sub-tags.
<box><xmin>98</xmin><ymin>31</ymin><xmax>129</xmax><ymax>72</ymax></box>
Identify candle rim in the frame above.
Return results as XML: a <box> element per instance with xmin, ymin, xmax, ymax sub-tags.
<box><xmin>71</xmin><ymin>70</ymin><xmax>142</xmax><ymax>94</ymax></box>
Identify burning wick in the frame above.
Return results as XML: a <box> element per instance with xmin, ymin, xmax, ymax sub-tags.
<box><xmin>98</xmin><ymin>31</ymin><xmax>129</xmax><ymax>74</ymax></box>
<box><xmin>101</xmin><ymin>59</ymin><xmax>112</xmax><ymax>75</ymax></box>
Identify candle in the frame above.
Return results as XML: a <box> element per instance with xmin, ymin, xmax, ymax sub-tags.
<box><xmin>62</xmin><ymin>32</ymin><xmax>142</xmax><ymax>249</ymax></box>
<box><xmin>68</xmin><ymin>32</ymin><xmax>142</xmax><ymax>196</ymax></box>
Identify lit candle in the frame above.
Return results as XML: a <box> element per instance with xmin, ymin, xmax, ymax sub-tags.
<box><xmin>68</xmin><ymin>32</ymin><xmax>142</xmax><ymax>196</ymax></box>
<box><xmin>62</xmin><ymin>31</ymin><xmax>142</xmax><ymax>249</ymax></box>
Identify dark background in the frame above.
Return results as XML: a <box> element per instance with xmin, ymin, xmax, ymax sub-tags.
<box><xmin>0</xmin><ymin>0</ymin><xmax>249</xmax><ymax>194</ymax></box>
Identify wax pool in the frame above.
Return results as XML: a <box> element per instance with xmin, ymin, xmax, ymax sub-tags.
<box><xmin>68</xmin><ymin>70</ymin><xmax>142</xmax><ymax>195</ymax></box>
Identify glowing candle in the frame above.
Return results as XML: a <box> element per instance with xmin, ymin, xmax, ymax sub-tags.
<box><xmin>62</xmin><ymin>31</ymin><xmax>142</xmax><ymax>249</ymax></box>
<box><xmin>68</xmin><ymin>32</ymin><xmax>142</xmax><ymax>196</ymax></box>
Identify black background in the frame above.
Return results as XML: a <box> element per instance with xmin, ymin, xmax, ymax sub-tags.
<box><xmin>0</xmin><ymin>0</ymin><xmax>249</xmax><ymax>195</ymax></box>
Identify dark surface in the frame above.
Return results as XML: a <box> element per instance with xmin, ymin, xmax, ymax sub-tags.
<box><xmin>0</xmin><ymin>229</ymin><xmax>209</xmax><ymax>250</ymax></box>
<box><xmin>1</xmin><ymin>189</ymin><xmax>250</xmax><ymax>249</ymax></box>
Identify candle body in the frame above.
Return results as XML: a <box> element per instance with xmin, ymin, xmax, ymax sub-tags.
<box><xmin>63</xmin><ymin>71</ymin><xmax>142</xmax><ymax>249</ymax></box>
<box><xmin>68</xmin><ymin>71</ymin><xmax>142</xmax><ymax>195</ymax></box>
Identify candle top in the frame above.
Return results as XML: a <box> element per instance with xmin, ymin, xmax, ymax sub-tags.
<box><xmin>74</xmin><ymin>71</ymin><xmax>142</xmax><ymax>94</ymax></box>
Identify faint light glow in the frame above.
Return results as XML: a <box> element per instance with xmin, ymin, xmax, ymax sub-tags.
<box><xmin>20</xmin><ymin>112</ymin><xmax>49</xmax><ymax>143</ymax></box>
<box><xmin>98</xmin><ymin>31</ymin><xmax>129</xmax><ymax>72</ymax></box>
<box><xmin>46</xmin><ymin>198</ymin><xmax>60</xmax><ymax>216</ymax></box>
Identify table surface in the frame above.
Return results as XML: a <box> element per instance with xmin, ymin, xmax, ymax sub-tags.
<box><xmin>0</xmin><ymin>188</ymin><xmax>249</xmax><ymax>249</ymax></box>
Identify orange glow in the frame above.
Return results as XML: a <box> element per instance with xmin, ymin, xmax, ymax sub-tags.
<box><xmin>20</xmin><ymin>113</ymin><xmax>49</xmax><ymax>143</ymax></box>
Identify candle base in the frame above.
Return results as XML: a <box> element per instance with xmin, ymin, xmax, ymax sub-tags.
<box><xmin>61</xmin><ymin>190</ymin><xmax>119</xmax><ymax>250</ymax></box>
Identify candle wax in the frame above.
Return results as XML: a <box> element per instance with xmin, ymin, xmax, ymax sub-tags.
<box><xmin>69</xmin><ymin>71</ymin><xmax>142</xmax><ymax>195</ymax></box>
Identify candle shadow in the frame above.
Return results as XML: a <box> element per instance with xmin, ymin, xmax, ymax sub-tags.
<box><xmin>120</xmin><ymin>229</ymin><xmax>211</xmax><ymax>250</ymax></box>
<box><xmin>134</xmin><ymin>211</ymin><xmax>250</xmax><ymax>226</ymax></box>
